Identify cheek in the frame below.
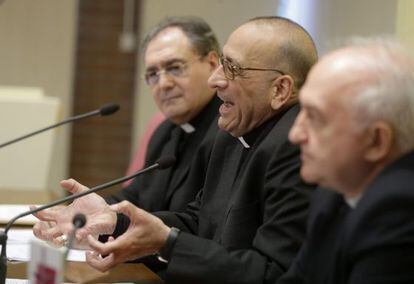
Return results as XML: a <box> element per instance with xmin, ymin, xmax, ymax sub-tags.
<box><xmin>152</xmin><ymin>91</ymin><xmax>163</xmax><ymax>108</ymax></box>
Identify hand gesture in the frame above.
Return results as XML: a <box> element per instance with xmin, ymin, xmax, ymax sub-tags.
<box><xmin>85</xmin><ymin>201</ymin><xmax>170</xmax><ymax>272</ymax></box>
<box><xmin>32</xmin><ymin>178</ymin><xmax>117</xmax><ymax>249</ymax></box>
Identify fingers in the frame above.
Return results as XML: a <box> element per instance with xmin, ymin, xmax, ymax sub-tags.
<box><xmin>87</xmin><ymin>234</ymin><xmax>115</xmax><ymax>256</ymax></box>
<box><xmin>60</xmin><ymin>178</ymin><xmax>90</xmax><ymax>194</ymax></box>
<box><xmin>33</xmin><ymin>221</ymin><xmax>67</xmax><ymax>247</ymax></box>
<box><xmin>32</xmin><ymin>208</ymin><xmax>57</xmax><ymax>222</ymax></box>
<box><xmin>110</xmin><ymin>201</ymin><xmax>146</xmax><ymax>221</ymax></box>
<box><xmin>33</xmin><ymin>221</ymin><xmax>61</xmax><ymax>240</ymax></box>
<box><xmin>51</xmin><ymin>234</ymin><xmax>68</xmax><ymax>247</ymax></box>
<box><xmin>86</xmin><ymin>250</ymin><xmax>115</xmax><ymax>272</ymax></box>
<box><xmin>75</xmin><ymin>228</ymin><xmax>91</xmax><ymax>240</ymax></box>
<box><xmin>85</xmin><ymin>235</ymin><xmax>117</xmax><ymax>272</ymax></box>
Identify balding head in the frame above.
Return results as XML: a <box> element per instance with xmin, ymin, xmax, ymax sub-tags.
<box><xmin>321</xmin><ymin>39</ymin><xmax>414</xmax><ymax>153</ymax></box>
<box><xmin>246</xmin><ymin>16</ymin><xmax>318</xmax><ymax>91</ymax></box>
<box><xmin>289</xmin><ymin>38</ymin><xmax>414</xmax><ymax>196</ymax></box>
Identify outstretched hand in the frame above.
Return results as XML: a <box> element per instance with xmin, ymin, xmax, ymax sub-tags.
<box><xmin>86</xmin><ymin>201</ymin><xmax>170</xmax><ymax>272</ymax></box>
<box><xmin>32</xmin><ymin>178</ymin><xmax>117</xmax><ymax>249</ymax></box>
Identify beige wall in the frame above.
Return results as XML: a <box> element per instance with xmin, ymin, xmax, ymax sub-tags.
<box><xmin>0</xmin><ymin>0</ymin><xmax>78</xmax><ymax>195</ymax></box>
<box><xmin>396</xmin><ymin>0</ymin><xmax>414</xmax><ymax>55</ymax></box>
<box><xmin>132</xmin><ymin>0</ymin><xmax>280</xmax><ymax>153</ymax></box>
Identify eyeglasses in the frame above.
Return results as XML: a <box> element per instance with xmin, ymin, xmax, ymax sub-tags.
<box><xmin>219</xmin><ymin>56</ymin><xmax>285</xmax><ymax>80</ymax></box>
<box><xmin>144</xmin><ymin>57</ymin><xmax>202</xmax><ymax>86</ymax></box>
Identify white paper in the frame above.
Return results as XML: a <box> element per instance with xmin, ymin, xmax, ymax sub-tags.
<box><xmin>2</xmin><ymin>229</ymin><xmax>86</xmax><ymax>262</ymax></box>
<box><xmin>5</xmin><ymin>279</ymin><xmax>29</xmax><ymax>283</ymax></box>
<box><xmin>0</xmin><ymin>205</ymin><xmax>39</xmax><ymax>225</ymax></box>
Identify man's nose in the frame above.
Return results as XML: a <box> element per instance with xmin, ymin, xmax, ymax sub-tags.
<box><xmin>158</xmin><ymin>71</ymin><xmax>175</xmax><ymax>90</ymax></box>
<box><xmin>208</xmin><ymin>65</ymin><xmax>228</xmax><ymax>90</ymax></box>
<box><xmin>289</xmin><ymin>113</ymin><xmax>307</xmax><ymax>144</ymax></box>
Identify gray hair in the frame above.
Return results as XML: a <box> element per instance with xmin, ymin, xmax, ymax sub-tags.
<box><xmin>344</xmin><ymin>38</ymin><xmax>414</xmax><ymax>153</ymax></box>
<box><xmin>141</xmin><ymin>16</ymin><xmax>220</xmax><ymax>57</ymax></box>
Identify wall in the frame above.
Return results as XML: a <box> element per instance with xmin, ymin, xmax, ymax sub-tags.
<box><xmin>396</xmin><ymin>0</ymin><xmax>414</xmax><ymax>55</ymax></box>
<box><xmin>0</xmin><ymin>0</ymin><xmax>78</xmax><ymax>195</ymax></box>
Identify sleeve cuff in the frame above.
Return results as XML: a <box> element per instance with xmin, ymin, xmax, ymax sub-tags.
<box><xmin>157</xmin><ymin>227</ymin><xmax>180</xmax><ymax>263</ymax></box>
<box><xmin>98</xmin><ymin>213</ymin><xmax>130</xmax><ymax>242</ymax></box>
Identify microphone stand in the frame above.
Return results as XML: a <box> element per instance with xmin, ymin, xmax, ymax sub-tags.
<box><xmin>0</xmin><ymin>103</ymin><xmax>119</xmax><ymax>149</ymax></box>
<box><xmin>64</xmin><ymin>214</ymin><xmax>87</xmax><ymax>261</ymax></box>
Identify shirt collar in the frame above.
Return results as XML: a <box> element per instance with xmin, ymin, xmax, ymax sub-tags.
<box><xmin>179</xmin><ymin>123</ymin><xmax>195</xmax><ymax>133</ymax></box>
<box><xmin>235</xmin><ymin>110</ymin><xmax>286</xmax><ymax>149</ymax></box>
<box><xmin>237</xmin><ymin>137</ymin><xmax>250</xmax><ymax>148</ymax></box>
<box><xmin>178</xmin><ymin>96</ymin><xmax>220</xmax><ymax>134</ymax></box>
<box><xmin>344</xmin><ymin>194</ymin><xmax>362</xmax><ymax>209</ymax></box>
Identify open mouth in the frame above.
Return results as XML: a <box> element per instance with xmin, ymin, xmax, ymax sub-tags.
<box><xmin>219</xmin><ymin>100</ymin><xmax>234</xmax><ymax>114</ymax></box>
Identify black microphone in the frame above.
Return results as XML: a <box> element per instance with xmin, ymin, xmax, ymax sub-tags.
<box><xmin>0</xmin><ymin>103</ymin><xmax>120</xmax><ymax>149</ymax></box>
<box><xmin>64</xmin><ymin>213</ymin><xmax>87</xmax><ymax>260</ymax></box>
<box><xmin>0</xmin><ymin>155</ymin><xmax>175</xmax><ymax>283</ymax></box>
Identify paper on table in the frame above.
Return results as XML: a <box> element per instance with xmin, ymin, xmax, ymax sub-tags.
<box><xmin>6</xmin><ymin>279</ymin><xmax>29</xmax><ymax>283</ymax></box>
<box><xmin>2</xmin><ymin>229</ymin><xmax>86</xmax><ymax>262</ymax></box>
<box><xmin>0</xmin><ymin>205</ymin><xmax>38</xmax><ymax>225</ymax></box>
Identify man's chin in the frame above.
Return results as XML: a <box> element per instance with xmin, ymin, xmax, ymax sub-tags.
<box><xmin>218</xmin><ymin>123</ymin><xmax>239</xmax><ymax>137</ymax></box>
<box><xmin>300</xmin><ymin>168</ymin><xmax>319</xmax><ymax>185</ymax></box>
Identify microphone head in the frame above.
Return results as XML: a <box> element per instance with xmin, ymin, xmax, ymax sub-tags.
<box><xmin>72</xmin><ymin>213</ymin><xmax>87</xmax><ymax>228</ymax></box>
<box><xmin>100</xmin><ymin>103</ymin><xmax>120</xmax><ymax>116</ymax></box>
<box><xmin>156</xmin><ymin>156</ymin><xmax>176</xmax><ymax>169</ymax></box>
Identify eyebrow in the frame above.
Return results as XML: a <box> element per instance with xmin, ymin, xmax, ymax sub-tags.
<box><xmin>145</xmin><ymin>58</ymin><xmax>187</xmax><ymax>72</ymax></box>
<box><xmin>222</xmin><ymin>54</ymin><xmax>242</xmax><ymax>66</ymax></box>
<box><xmin>302</xmin><ymin>103</ymin><xmax>326</xmax><ymax>122</ymax></box>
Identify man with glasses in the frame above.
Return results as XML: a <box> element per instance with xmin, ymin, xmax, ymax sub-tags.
<box><xmin>32</xmin><ymin>16</ymin><xmax>221</xmax><ymax>242</ymax></box>
<box><xmin>80</xmin><ymin>16</ymin><xmax>317</xmax><ymax>283</ymax></box>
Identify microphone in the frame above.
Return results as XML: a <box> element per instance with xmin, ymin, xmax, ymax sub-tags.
<box><xmin>0</xmin><ymin>103</ymin><xmax>120</xmax><ymax>149</ymax></box>
<box><xmin>64</xmin><ymin>213</ymin><xmax>87</xmax><ymax>260</ymax></box>
<box><xmin>0</xmin><ymin>155</ymin><xmax>175</xmax><ymax>283</ymax></box>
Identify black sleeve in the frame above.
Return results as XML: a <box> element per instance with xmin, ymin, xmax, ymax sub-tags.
<box><xmin>348</xmin><ymin>247</ymin><xmax>414</xmax><ymax>284</ymax></box>
<box><xmin>155</xmin><ymin>142</ymin><xmax>313</xmax><ymax>284</ymax></box>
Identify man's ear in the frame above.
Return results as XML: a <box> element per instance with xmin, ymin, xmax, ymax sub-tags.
<box><xmin>270</xmin><ymin>75</ymin><xmax>295</xmax><ymax>111</ymax></box>
<box><xmin>364</xmin><ymin>121</ymin><xmax>394</xmax><ymax>162</ymax></box>
<box><xmin>205</xmin><ymin>51</ymin><xmax>219</xmax><ymax>71</ymax></box>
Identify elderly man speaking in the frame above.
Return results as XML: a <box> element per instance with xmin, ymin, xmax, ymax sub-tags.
<box><xmin>84</xmin><ymin>16</ymin><xmax>317</xmax><ymax>283</ymax></box>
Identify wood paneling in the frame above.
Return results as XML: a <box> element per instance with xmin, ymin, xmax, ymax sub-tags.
<box><xmin>70</xmin><ymin>0</ymin><xmax>139</xmax><ymax>192</ymax></box>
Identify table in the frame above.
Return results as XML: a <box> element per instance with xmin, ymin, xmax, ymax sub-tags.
<box><xmin>7</xmin><ymin>261</ymin><xmax>163</xmax><ymax>283</ymax></box>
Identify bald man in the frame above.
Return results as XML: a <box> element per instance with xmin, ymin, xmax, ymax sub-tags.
<box><xmin>80</xmin><ymin>16</ymin><xmax>317</xmax><ymax>283</ymax></box>
<box><xmin>279</xmin><ymin>39</ymin><xmax>414</xmax><ymax>284</ymax></box>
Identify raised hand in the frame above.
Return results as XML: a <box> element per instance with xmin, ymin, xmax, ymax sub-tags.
<box><xmin>32</xmin><ymin>178</ymin><xmax>117</xmax><ymax>249</ymax></box>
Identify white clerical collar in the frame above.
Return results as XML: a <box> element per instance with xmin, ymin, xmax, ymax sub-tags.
<box><xmin>180</xmin><ymin>123</ymin><xmax>195</xmax><ymax>133</ymax></box>
<box><xmin>237</xmin><ymin>136</ymin><xmax>250</xmax><ymax>149</ymax></box>
<box><xmin>344</xmin><ymin>194</ymin><xmax>362</xmax><ymax>209</ymax></box>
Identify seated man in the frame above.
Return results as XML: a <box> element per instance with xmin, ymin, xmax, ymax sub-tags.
<box><xmin>32</xmin><ymin>16</ymin><xmax>222</xmax><ymax>243</ymax></box>
<box><xmin>280</xmin><ymin>39</ymin><xmax>414</xmax><ymax>283</ymax></box>
<box><xmin>81</xmin><ymin>16</ymin><xmax>317</xmax><ymax>283</ymax></box>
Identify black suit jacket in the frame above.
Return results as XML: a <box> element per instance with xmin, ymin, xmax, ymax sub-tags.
<box><xmin>278</xmin><ymin>150</ymin><xmax>414</xmax><ymax>284</ymax></box>
<box><xmin>107</xmin><ymin>97</ymin><xmax>220</xmax><ymax>212</ymax></box>
<box><xmin>150</xmin><ymin>104</ymin><xmax>314</xmax><ymax>284</ymax></box>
